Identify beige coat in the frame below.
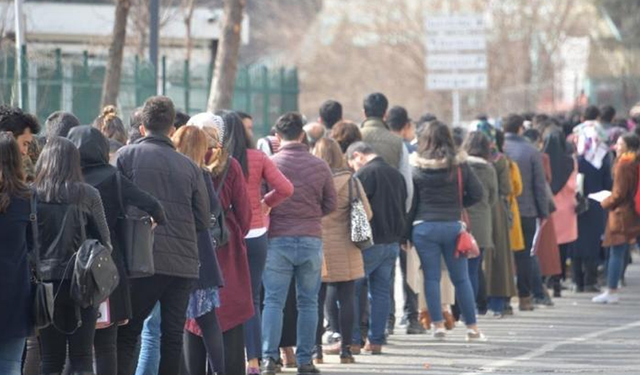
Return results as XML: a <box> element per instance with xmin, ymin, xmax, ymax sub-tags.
<box><xmin>321</xmin><ymin>171</ymin><xmax>373</xmax><ymax>283</ymax></box>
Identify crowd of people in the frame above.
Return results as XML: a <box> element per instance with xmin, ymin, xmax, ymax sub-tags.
<box><xmin>1</xmin><ymin>92</ymin><xmax>639</xmax><ymax>375</ymax></box>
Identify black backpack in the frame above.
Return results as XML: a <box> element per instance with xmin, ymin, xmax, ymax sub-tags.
<box><xmin>210</xmin><ymin>162</ymin><xmax>231</xmax><ymax>247</ymax></box>
<box><xmin>68</xmin><ymin>208</ymin><xmax>120</xmax><ymax>309</ymax></box>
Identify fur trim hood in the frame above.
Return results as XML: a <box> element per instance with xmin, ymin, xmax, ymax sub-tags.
<box><xmin>466</xmin><ymin>155</ymin><xmax>490</xmax><ymax>165</ymax></box>
<box><xmin>410</xmin><ymin>151</ymin><xmax>468</xmax><ymax>169</ymax></box>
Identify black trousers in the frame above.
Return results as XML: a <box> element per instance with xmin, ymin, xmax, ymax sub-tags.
<box><xmin>514</xmin><ymin>217</ymin><xmax>536</xmax><ymax>298</ymax></box>
<box><xmin>116</xmin><ymin>274</ymin><xmax>192</xmax><ymax>375</ymax></box>
<box><xmin>572</xmin><ymin>257</ymin><xmax>599</xmax><ymax>288</ymax></box>
<box><xmin>316</xmin><ymin>281</ymin><xmax>356</xmax><ymax>350</ymax></box>
<box><xmin>182</xmin><ymin>310</ymin><xmax>225</xmax><ymax>375</ymax></box>
<box><xmin>95</xmin><ymin>324</ymin><xmax>118</xmax><ymax>375</ymax></box>
<box><xmin>39</xmin><ymin>281</ymin><xmax>97</xmax><ymax>374</ymax></box>
<box><xmin>389</xmin><ymin>249</ymin><xmax>418</xmax><ymax>322</ymax></box>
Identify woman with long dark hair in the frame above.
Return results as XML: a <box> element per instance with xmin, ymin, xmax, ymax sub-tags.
<box><xmin>216</xmin><ymin>110</ymin><xmax>293</xmax><ymax>374</ymax></box>
<box><xmin>67</xmin><ymin>125</ymin><xmax>166</xmax><ymax>375</ymax></box>
<box><xmin>33</xmin><ymin>136</ymin><xmax>111</xmax><ymax>374</ymax></box>
<box><xmin>172</xmin><ymin>125</ymin><xmax>226</xmax><ymax>375</ymax></box>
<box><xmin>184</xmin><ymin>112</ymin><xmax>253</xmax><ymax>375</ymax></box>
<box><xmin>0</xmin><ymin>132</ymin><xmax>34</xmax><ymax>375</ymax></box>
<box><xmin>410</xmin><ymin>121</ymin><xmax>486</xmax><ymax>341</ymax></box>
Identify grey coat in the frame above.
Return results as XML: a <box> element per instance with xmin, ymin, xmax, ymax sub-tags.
<box><xmin>504</xmin><ymin>133</ymin><xmax>549</xmax><ymax>219</ymax></box>
<box><xmin>466</xmin><ymin>156</ymin><xmax>498</xmax><ymax>248</ymax></box>
<box><xmin>115</xmin><ymin>134</ymin><xmax>210</xmax><ymax>279</ymax></box>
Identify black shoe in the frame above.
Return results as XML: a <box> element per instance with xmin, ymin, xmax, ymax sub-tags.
<box><xmin>399</xmin><ymin>315</ymin><xmax>409</xmax><ymax>327</ymax></box>
<box><xmin>261</xmin><ymin>357</ymin><xmax>278</xmax><ymax>375</ymax></box>
<box><xmin>533</xmin><ymin>296</ymin><xmax>554</xmax><ymax>307</ymax></box>
<box><xmin>297</xmin><ymin>363</ymin><xmax>321</xmax><ymax>374</ymax></box>
<box><xmin>584</xmin><ymin>285</ymin><xmax>601</xmax><ymax>293</ymax></box>
<box><xmin>504</xmin><ymin>304</ymin><xmax>514</xmax><ymax>316</ymax></box>
<box><xmin>406</xmin><ymin>320</ymin><xmax>426</xmax><ymax>334</ymax></box>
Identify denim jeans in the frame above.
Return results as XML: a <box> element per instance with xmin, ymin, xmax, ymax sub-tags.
<box><xmin>0</xmin><ymin>337</ymin><xmax>25</xmax><ymax>375</ymax></box>
<box><xmin>261</xmin><ymin>236</ymin><xmax>323</xmax><ymax>366</ymax></box>
<box><xmin>607</xmin><ymin>244</ymin><xmax>628</xmax><ymax>289</ymax></box>
<box><xmin>135</xmin><ymin>302</ymin><xmax>161</xmax><ymax>375</ymax></box>
<box><xmin>352</xmin><ymin>243</ymin><xmax>399</xmax><ymax>345</ymax></box>
<box><xmin>487</xmin><ymin>297</ymin><xmax>505</xmax><ymax>314</ymax></box>
<box><xmin>412</xmin><ymin>221</ymin><xmax>477</xmax><ymax>326</ymax></box>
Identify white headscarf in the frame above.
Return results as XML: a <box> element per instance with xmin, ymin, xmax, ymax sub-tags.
<box><xmin>186</xmin><ymin>112</ymin><xmax>225</xmax><ymax>147</ymax></box>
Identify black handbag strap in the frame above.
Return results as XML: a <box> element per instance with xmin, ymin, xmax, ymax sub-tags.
<box><xmin>29</xmin><ymin>191</ymin><xmax>42</xmax><ymax>281</ymax></box>
<box><xmin>115</xmin><ymin>172</ymin><xmax>127</xmax><ymax>218</ymax></box>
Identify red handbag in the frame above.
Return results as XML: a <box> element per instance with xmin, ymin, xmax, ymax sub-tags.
<box><xmin>454</xmin><ymin>166</ymin><xmax>481</xmax><ymax>258</ymax></box>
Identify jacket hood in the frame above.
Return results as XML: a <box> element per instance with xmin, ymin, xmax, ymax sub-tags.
<box><xmin>410</xmin><ymin>151</ymin><xmax>468</xmax><ymax>169</ymax></box>
<box><xmin>67</xmin><ymin>125</ymin><xmax>110</xmax><ymax>168</ymax></box>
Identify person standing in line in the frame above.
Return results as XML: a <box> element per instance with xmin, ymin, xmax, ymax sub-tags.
<box><xmin>233</xmin><ymin>114</ymin><xmax>294</xmax><ymax>375</ymax></box>
<box><xmin>346</xmin><ymin>142</ymin><xmax>408</xmax><ymax>354</ymax></box>
<box><xmin>318</xmin><ymin>100</ymin><xmax>343</xmax><ymax>130</ymax></box>
<box><xmin>330</xmin><ymin>121</ymin><xmax>363</xmax><ymax>154</ymax></box>
<box><xmin>34</xmin><ymin>137</ymin><xmax>112</xmax><ymax>374</ymax></box>
<box><xmin>462</xmin><ymin>131</ymin><xmax>498</xmax><ymax>306</ymax></box>
<box><xmin>115</xmin><ymin>96</ymin><xmax>211</xmax><ymax>375</ymax></box>
<box><xmin>312</xmin><ymin>138</ymin><xmax>372</xmax><ymax>364</ymax></box>
<box><xmin>184</xmin><ymin>111</ymin><xmax>253</xmax><ymax>375</ymax></box>
<box><xmin>476</xmin><ymin>125</ymin><xmax>518</xmax><ymax>317</ymax></box>
<box><xmin>572</xmin><ymin>110</ymin><xmax>613</xmax><ymax>293</ymax></box>
<box><xmin>0</xmin><ymin>132</ymin><xmax>36</xmax><ymax>375</ymax></box>
<box><xmin>359</xmin><ymin>93</ymin><xmax>413</xmax><ymax>334</ymax></box>
<box><xmin>261</xmin><ymin>112</ymin><xmax>337</xmax><ymax>375</ymax></box>
<box><xmin>171</xmin><ymin>125</ymin><xmax>226</xmax><ymax>375</ymax></box>
<box><xmin>593</xmin><ymin>133</ymin><xmax>640</xmax><ymax>304</ymax></box>
<box><xmin>542</xmin><ymin>123</ymin><xmax>578</xmax><ymax>298</ymax></box>
<box><xmin>409</xmin><ymin>121</ymin><xmax>486</xmax><ymax>341</ymax></box>
<box><xmin>67</xmin><ymin>126</ymin><xmax>167</xmax><ymax>375</ymax></box>
<box><xmin>503</xmin><ymin>114</ymin><xmax>550</xmax><ymax>311</ymax></box>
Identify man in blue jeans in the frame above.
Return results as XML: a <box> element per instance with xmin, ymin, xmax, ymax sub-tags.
<box><xmin>261</xmin><ymin>112</ymin><xmax>337</xmax><ymax>375</ymax></box>
<box><xmin>346</xmin><ymin>142</ymin><xmax>408</xmax><ymax>354</ymax></box>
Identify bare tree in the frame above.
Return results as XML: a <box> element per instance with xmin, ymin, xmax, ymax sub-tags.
<box><xmin>207</xmin><ymin>0</ymin><xmax>245</xmax><ymax>111</ymax></box>
<box><xmin>101</xmin><ymin>0</ymin><xmax>132</xmax><ymax>107</ymax></box>
<box><xmin>182</xmin><ymin>0</ymin><xmax>196</xmax><ymax>61</ymax></box>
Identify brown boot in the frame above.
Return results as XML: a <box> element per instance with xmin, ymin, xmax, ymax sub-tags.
<box><xmin>364</xmin><ymin>342</ymin><xmax>382</xmax><ymax>354</ymax></box>
<box><xmin>443</xmin><ymin>311</ymin><xmax>456</xmax><ymax>330</ymax></box>
<box><xmin>419</xmin><ymin>310</ymin><xmax>431</xmax><ymax>330</ymax></box>
<box><xmin>519</xmin><ymin>296</ymin><xmax>535</xmax><ymax>311</ymax></box>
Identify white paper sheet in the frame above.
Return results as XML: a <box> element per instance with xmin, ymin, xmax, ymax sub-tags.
<box><xmin>588</xmin><ymin>190</ymin><xmax>611</xmax><ymax>203</ymax></box>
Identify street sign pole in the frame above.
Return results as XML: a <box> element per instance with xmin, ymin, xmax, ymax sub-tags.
<box><xmin>14</xmin><ymin>0</ymin><xmax>24</xmax><ymax>108</ymax></box>
<box><xmin>452</xmin><ymin>90</ymin><xmax>460</xmax><ymax>125</ymax></box>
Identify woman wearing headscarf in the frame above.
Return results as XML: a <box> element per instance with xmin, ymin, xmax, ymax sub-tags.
<box><xmin>572</xmin><ymin>119</ymin><xmax>613</xmax><ymax>292</ymax></box>
<box><xmin>184</xmin><ymin>113</ymin><xmax>253</xmax><ymax>375</ymax></box>
<box><xmin>542</xmin><ymin>123</ymin><xmax>578</xmax><ymax>297</ymax></box>
<box><xmin>476</xmin><ymin>123</ymin><xmax>517</xmax><ymax>317</ymax></box>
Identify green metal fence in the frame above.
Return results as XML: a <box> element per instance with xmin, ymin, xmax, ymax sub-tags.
<box><xmin>0</xmin><ymin>47</ymin><xmax>299</xmax><ymax>138</ymax></box>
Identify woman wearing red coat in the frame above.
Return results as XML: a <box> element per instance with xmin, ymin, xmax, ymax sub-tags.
<box><xmin>185</xmin><ymin>112</ymin><xmax>253</xmax><ymax>375</ymax></box>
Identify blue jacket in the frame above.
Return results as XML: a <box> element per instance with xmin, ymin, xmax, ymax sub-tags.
<box><xmin>504</xmin><ymin>133</ymin><xmax>550</xmax><ymax>218</ymax></box>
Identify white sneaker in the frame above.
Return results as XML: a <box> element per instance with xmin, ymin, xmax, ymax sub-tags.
<box><xmin>432</xmin><ymin>326</ymin><xmax>447</xmax><ymax>340</ymax></box>
<box><xmin>466</xmin><ymin>329</ymin><xmax>488</xmax><ymax>342</ymax></box>
<box><xmin>592</xmin><ymin>291</ymin><xmax>620</xmax><ymax>304</ymax></box>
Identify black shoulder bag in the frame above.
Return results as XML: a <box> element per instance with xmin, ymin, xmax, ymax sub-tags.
<box><xmin>210</xmin><ymin>162</ymin><xmax>231</xmax><ymax>247</ymax></box>
<box><xmin>30</xmin><ymin>193</ymin><xmax>55</xmax><ymax>330</ymax></box>
<box><xmin>116</xmin><ymin>172</ymin><xmax>155</xmax><ymax>278</ymax></box>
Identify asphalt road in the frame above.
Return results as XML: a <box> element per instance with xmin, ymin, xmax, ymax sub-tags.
<box><xmin>303</xmin><ymin>255</ymin><xmax>640</xmax><ymax>375</ymax></box>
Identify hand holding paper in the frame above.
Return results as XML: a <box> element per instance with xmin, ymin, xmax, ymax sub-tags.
<box><xmin>588</xmin><ymin>190</ymin><xmax>611</xmax><ymax>203</ymax></box>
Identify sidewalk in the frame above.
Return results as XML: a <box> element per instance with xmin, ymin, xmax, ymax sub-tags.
<box><xmin>307</xmin><ymin>258</ymin><xmax>640</xmax><ymax>375</ymax></box>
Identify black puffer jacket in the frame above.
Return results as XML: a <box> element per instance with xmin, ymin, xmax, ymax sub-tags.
<box><xmin>68</xmin><ymin>126</ymin><xmax>166</xmax><ymax>321</ymax></box>
<box><xmin>115</xmin><ymin>133</ymin><xmax>210</xmax><ymax>279</ymax></box>
<box><xmin>37</xmin><ymin>185</ymin><xmax>111</xmax><ymax>281</ymax></box>
<box><xmin>410</xmin><ymin>152</ymin><xmax>483</xmax><ymax>223</ymax></box>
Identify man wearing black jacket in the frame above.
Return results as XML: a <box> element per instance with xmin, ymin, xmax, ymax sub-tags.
<box><xmin>346</xmin><ymin>142</ymin><xmax>407</xmax><ymax>355</ymax></box>
<box><xmin>115</xmin><ymin>96</ymin><xmax>210</xmax><ymax>375</ymax></box>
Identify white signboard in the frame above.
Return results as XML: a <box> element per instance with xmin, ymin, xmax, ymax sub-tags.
<box><xmin>426</xmin><ymin>53</ymin><xmax>487</xmax><ymax>71</ymax></box>
<box><xmin>425</xmin><ymin>34</ymin><xmax>486</xmax><ymax>52</ymax></box>
<box><xmin>425</xmin><ymin>15</ymin><xmax>485</xmax><ymax>33</ymax></box>
<box><xmin>427</xmin><ymin>73</ymin><xmax>488</xmax><ymax>90</ymax></box>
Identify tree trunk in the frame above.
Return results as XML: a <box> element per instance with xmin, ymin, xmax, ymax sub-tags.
<box><xmin>101</xmin><ymin>0</ymin><xmax>131</xmax><ymax>108</ymax></box>
<box><xmin>207</xmin><ymin>0</ymin><xmax>245</xmax><ymax>112</ymax></box>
